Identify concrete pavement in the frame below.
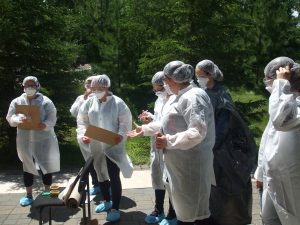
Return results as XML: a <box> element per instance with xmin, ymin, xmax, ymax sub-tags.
<box><xmin>0</xmin><ymin>169</ymin><xmax>263</xmax><ymax>225</ymax></box>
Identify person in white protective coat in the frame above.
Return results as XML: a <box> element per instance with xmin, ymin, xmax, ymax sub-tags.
<box><xmin>254</xmin><ymin>56</ymin><xmax>300</xmax><ymax>225</ymax></box>
<box><xmin>6</xmin><ymin>76</ymin><xmax>60</xmax><ymax>207</ymax></box>
<box><xmin>128</xmin><ymin>71</ymin><xmax>177</xmax><ymax>225</ymax></box>
<box><xmin>143</xmin><ymin>61</ymin><xmax>216</xmax><ymax>225</ymax></box>
<box><xmin>77</xmin><ymin>74</ymin><xmax>133</xmax><ymax>222</ymax></box>
<box><xmin>70</xmin><ymin>75</ymin><xmax>102</xmax><ymax>195</ymax></box>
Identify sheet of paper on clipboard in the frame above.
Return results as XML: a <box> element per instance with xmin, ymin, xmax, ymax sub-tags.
<box><xmin>84</xmin><ymin>125</ymin><xmax>121</xmax><ymax>145</ymax></box>
<box><xmin>15</xmin><ymin>105</ymin><xmax>40</xmax><ymax>130</ymax></box>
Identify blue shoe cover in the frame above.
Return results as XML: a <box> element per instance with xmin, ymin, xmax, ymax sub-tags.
<box><xmin>95</xmin><ymin>201</ymin><xmax>112</xmax><ymax>213</ymax></box>
<box><xmin>145</xmin><ymin>213</ymin><xmax>165</xmax><ymax>223</ymax></box>
<box><xmin>159</xmin><ymin>217</ymin><xmax>177</xmax><ymax>225</ymax></box>
<box><xmin>19</xmin><ymin>196</ymin><xmax>33</xmax><ymax>207</ymax></box>
<box><xmin>90</xmin><ymin>185</ymin><xmax>101</xmax><ymax>195</ymax></box>
<box><xmin>106</xmin><ymin>209</ymin><xmax>121</xmax><ymax>222</ymax></box>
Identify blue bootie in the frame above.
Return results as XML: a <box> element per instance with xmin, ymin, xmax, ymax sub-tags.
<box><xmin>90</xmin><ymin>185</ymin><xmax>101</xmax><ymax>195</ymax></box>
<box><xmin>106</xmin><ymin>209</ymin><xmax>121</xmax><ymax>222</ymax></box>
<box><xmin>159</xmin><ymin>217</ymin><xmax>177</xmax><ymax>225</ymax></box>
<box><xmin>19</xmin><ymin>196</ymin><xmax>33</xmax><ymax>207</ymax></box>
<box><xmin>145</xmin><ymin>210</ymin><xmax>165</xmax><ymax>223</ymax></box>
<box><xmin>95</xmin><ymin>201</ymin><xmax>112</xmax><ymax>213</ymax></box>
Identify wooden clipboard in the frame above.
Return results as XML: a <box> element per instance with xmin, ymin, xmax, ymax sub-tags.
<box><xmin>84</xmin><ymin>125</ymin><xmax>121</xmax><ymax>145</ymax></box>
<box><xmin>15</xmin><ymin>105</ymin><xmax>40</xmax><ymax>130</ymax></box>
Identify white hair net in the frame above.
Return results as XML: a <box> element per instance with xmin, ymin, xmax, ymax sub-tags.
<box><xmin>196</xmin><ymin>59</ymin><xmax>223</xmax><ymax>81</ymax></box>
<box><xmin>264</xmin><ymin>56</ymin><xmax>294</xmax><ymax>79</ymax></box>
<box><xmin>91</xmin><ymin>74</ymin><xmax>111</xmax><ymax>87</ymax></box>
<box><xmin>290</xmin><ymin>63</ymin><xmax>300</xmax><ymax>91</ymax></box>
<box><xmin>85</xmin><ymin>76</ymin><xmax>95</xmax><ymax>83</ymax></box>
<box><xmin>170</xmin><ymin>64</ymin><xmax>194</xmax><ymax>83</ymax></box>
<box><xmin>151</xmin><ymin>71</ymin><xmax>164</xmax><ymax>85</ymax></box>
<box><xmin>163</xmin><ymin>61</ymin><xmax>184</xmax><ymax>77</ymax></box>
<box><xmin>22</xmin><ymin>76</ymin><xmax>40</xmax><ymax>89</ymax></box>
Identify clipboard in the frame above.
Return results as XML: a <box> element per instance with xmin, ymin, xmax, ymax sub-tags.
<box><xmin>84</xmin><ymin>125</ymin><xmax>121</xmax><ymax>145</ymax></box>
<box><xmin>15</xmin><ymin>105</ymin><xmax>40</xmax><ymax>130</ymax></box>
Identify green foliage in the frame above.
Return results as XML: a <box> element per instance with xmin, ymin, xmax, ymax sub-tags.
<box><xmin>126</xmin><ymin>136</ymin><xmax>151</xmax><ymax>165</ymax></box>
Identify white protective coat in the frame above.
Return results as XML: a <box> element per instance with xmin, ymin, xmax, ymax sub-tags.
<box><xmin>254</xmin><ymin>79</ymin><xmax>300</xmax><ymax>225</ymax></box>
<box><xmin>145</xmin><ymin>96</ymin><xmax>168</xmax><ymax>190</ymax></box>
<box><xmin>70</xmin><ymin>95</ymin><xmax>92</xmax><ymax>160</ymax></box>
<box><xmin>78</xmin><ymin>94</ymin><xmax>133</xmax><ymax>181</ymax></box>
<box><xmin>143</xmin><ymin>85</ymin><xmax>215</xmax><ymax>222</ymax></box>
<box><xmin>6</xmin><ymin>93</ymin><xmax>60</xmax><ymax>175</ymax></box>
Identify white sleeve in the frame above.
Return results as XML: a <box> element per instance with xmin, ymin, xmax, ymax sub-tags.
<box><xmin>70</xmin><ymin>96</ymin><xmax>84</xmax><ymax>118</ymax></box>
<box><xmin>166</xmin><ymin>96</ymin><xmax>208</xmax><ymax>150</ymax></box>
<box><xmin>6</xmin><ymin>100</ymin><xmax>21</xmax><ymax>127</ymax></box>
<box><xmin>141</xmin><ymin>121</ymin><xmax>161</xmax><ymax>136</ymax></box>
<box><xmin>269</xmin><ymin>79</ymin><xmax>300</xmax><ymax>131</ymax></box>
<box><xmin>76</xmin><ymin>100</ymin><xmax>90</xmax><ymax>130</ymax></box>
<box><xmin>118</xmin><ymin>102</ymin><xmax>132</xmax><ymax>138</ymax></box>
<box><xmin>43</xmin><ymin>100</ymin><xmax>57</xmax><ymax>130</ymax></box>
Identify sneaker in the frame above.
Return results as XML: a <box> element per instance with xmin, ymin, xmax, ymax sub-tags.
<box><xmin>95</xmin><ymin>201</ymin><xmax>112</xmax><ymax>213</ymax></box>
<box><xmin>106</xmin><ymin>209</ymin><xmax>121</xmax><ymax>222</ymax></box>
<box><xmin>19</xmin><ymin>196</ymin><xmax>33</xmax><ymax>207</ymax></box>
<box><xmin>90</xmin><ymin>185</ymin><xmax>101</xmax><ymax>195</ymax></box>
<box><xmin>159</xmin><ymin>217</ymin><xmax>177</xmax><ymax>225</ymax></box>
<box><xmin>145</xmin><ymin>209</ymin><xmax>165</xmax><ymax>223</ymax></box>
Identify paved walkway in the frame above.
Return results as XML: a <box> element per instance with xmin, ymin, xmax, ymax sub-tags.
<box><xmin>0</xmin><ymin>169</ymin><xmax>263</xmax><ymax>225</ymax></box>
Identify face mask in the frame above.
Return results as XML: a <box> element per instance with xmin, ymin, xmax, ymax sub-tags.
<box><xmin>24</xmin><ymin>87</ymin><xmax>37</xmax><ymax>96</ymax></box>
<box><xmin>164</xmin><ymin>84</ymin><xmax>173</xmax><ymax>95</ymax></box>
<box><xmin>265</xmin><ymin>86</ymin><xmax>272</xmax><ymax>93</ymax></box>
<box><xmin>197</xmin><ymin>77</ymin><xmax>209</xmax><ymax>88</ymax></box>
<box><xmin>94</xmin><ymin>91</ymin><xmax>105</xmax><ymax>99</ymax></box>
<box><xmin>155</xmin><ymin>90</ymin><xmax>167</xmax><ymax>98</ymax></box>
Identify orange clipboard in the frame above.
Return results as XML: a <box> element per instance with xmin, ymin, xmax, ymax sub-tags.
<box><xmin>15</xmin><ymin>105</ymin><xmax>40</xmax><ymax>130</ymax></box>
<box><xmin>84</xmin><ymin>125</ymin><xmax>121</xmax><ymax>145</ymax></box>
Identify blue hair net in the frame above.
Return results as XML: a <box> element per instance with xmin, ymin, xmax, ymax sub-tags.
<box><xmin>22</xmin><ymin>76</ymin><xmax>40</xmax><ymax>89</ymax></box>
<box><xmin>151</xmin><ymin>71</ymin><xmax>164</xmax><ymax>85</ymax></box>
<box><xmin>91</xmin><ymin>74</ymin><xmax>111</xmax><ymax>87</ymax></box>
<box><xmin>196</xmin><ymin>59</ymin><xmax>223</xmax><ymax>81</ymax></box>
<box><xmin>264</xmin><ymin>56</ymin><xmax>294</xmax><ymax>79</ymax></box>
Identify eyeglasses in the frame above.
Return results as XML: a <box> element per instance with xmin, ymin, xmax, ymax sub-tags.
<box><xmin>24</xmin><ymin>85</ymin><xmax>37</xmax><ymax>88</ymax></box>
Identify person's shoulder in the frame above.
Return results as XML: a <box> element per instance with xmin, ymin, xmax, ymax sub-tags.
<box><xmin>10</xmin><ymin>94</ymin><xmax>26</xmax><ymax>104</ymax></box>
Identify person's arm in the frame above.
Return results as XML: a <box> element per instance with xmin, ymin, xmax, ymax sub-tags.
<box><xmin>70</xmin><ymin>95</ymin><xmax>84</xmax><ymax>118</ymax></box>
<box><xmin>269</xmin><ymin>79</ymin><xmax>300</xmax><ymax>131</ymax></box>
<box><xmin>165</xmin><ymin>96</ymin><xmax>209</xmax><ymax>150</ymax></box>
<box><xmin>214</xmin><ymin>108</ymin><xmax>231</xmax><ymax>149</ymax></box>
<box><xmin>118</xmin><ymin>102</ymin><xmax>132</xmax><ymax>140</ymax></box>
<box><xmin>6</xmin><ymin>100</ymin><xmax>22</xmax><ymax>127</ymax></box>
<box><xmin>40</xmin><ymin>99</ymin><xmax>57</xmax><ymax>131</ymax></box>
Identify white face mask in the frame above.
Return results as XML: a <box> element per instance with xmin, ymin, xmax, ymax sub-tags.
<box><xmin>197</xmin><ymin>77</ymin><xmax>209</xmax><ymax>88</ymax></box>
<box><xmin>163</xmin><ymin>84</ymin><xmax>173</xmax><ymax>95</ymax></box>
<box><xmin>94</xmin><ymin>91</ymin><xmax>105</xmax><ymax>99</ymax></box>
<box><xmin>155</xmin><ymin>90</ymin><xmax>167</xmax><ymax>98</ymax></box>
<box><xmin>265</xmin><ymin>86</ymin><xmax>272</xmax><ymax>93</ymax></box>
<box><xmin>24</xmin><ymin>87</ymin><xmax>37</xmax><ymax>97</ymax></box>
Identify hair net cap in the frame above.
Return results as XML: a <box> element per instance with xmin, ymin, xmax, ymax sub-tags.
<box><xmin>196</xmin><ymin>59</ymin><xmax>223</xmax><ymax>81</ymax></box>
<box><xmin>151</xmin><ymin>71</ymin><xmax>164</xmax><ymax>85</ymax></box>
<box><xmin>22</xmin><ymin>76</ymin><xmax>40</xmax><ymax>88</ymax></box>
<box><xmin>172</xmin><ymin>64</ymin><xmax>194</xmax><ymax>83</ymax></box>
<box><xmin>85</xmin><ymin>76</ymin><xmax>95</xmax><ymax>82</ymax></box>
<box><xmin>163</xmin><ymin>61</ymin><xmax>184</xmax><ymax>77</ymax></box>
<box><xmin>91</xmin><ymin>74</ymin><xmax>111</xmax><ymax>87</ymax></box>
<box><xmin>264</xmin><ymin>56</ymin><xmax>294</xmax><ymax>79</ymax></box>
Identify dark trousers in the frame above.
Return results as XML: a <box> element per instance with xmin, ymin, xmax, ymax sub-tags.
<box><xmin>99</xmin><ymin>156</ymin><xmax>121</xmax><ymax>210</ymax></box>
<box><xmin>177</xmin><ymin>216</ymin><xmax>215</xmax><ymax>225</ymax></box>
<box><xmin>23</xmin><ymin>171</ymin><xmax>52</xmax><ymax>187</ymax></box>
<box><xmin>90</xmin><ymin>166</ymin><xmax>99</xmax><ymax>186</ymax></box>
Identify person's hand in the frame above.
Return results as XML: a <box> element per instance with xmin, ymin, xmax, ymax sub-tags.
<box><xmin>84</xmin><ymin>89</ymin><xmax>92</xmax><ymax>100</ymax></box>
<box><xmin>82</xmin><ymin>136</ymin><xmax>90</xmax><ymax>144</ymax></box>
<box><xmin>115</xmin><ymin>135</ymin><xmax>123</xmax><ymax>144</ymax></box>
<box><xmin>256</xmin><ymin>180</ymin><xmax>263</xmax><ymax>189</ymax></box>
<box><xmin>155</xmin><ymin>132</ymin><xmax>167</xmax><ymax>149</ymax></box>
<box><xmin>37</xmin><ymin>122</ymin><xmax>46</xmax><ymax>130</ymax></box>
<box><xmin>138</xmin><ymin>110</ymin><xmax>152</xmax><ymax>124</ymax></box>
<box><xmin>276</xmin><ymin>66</ymin><xmax>291</xmax><ymax>80</ymax></box>
<box><xmin>19</xmin><ymin>114</ymin><xmax>28</xmax><ymax>123</ymax></box>
<box><xmin>127</xmin><ymin>125</ymin><xmax>144</xmax><ymax>138</ymax></box>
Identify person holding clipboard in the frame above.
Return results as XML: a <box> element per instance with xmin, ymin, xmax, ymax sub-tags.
<box><xmin>77</xmin><ymin>74</ymin><xmax>133</xmax><ymax>222</ymax></box>
<box><xmin>6</xmin><ymin>76</ymin><xmax>60</xmax><ymax>207</ymax></box>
